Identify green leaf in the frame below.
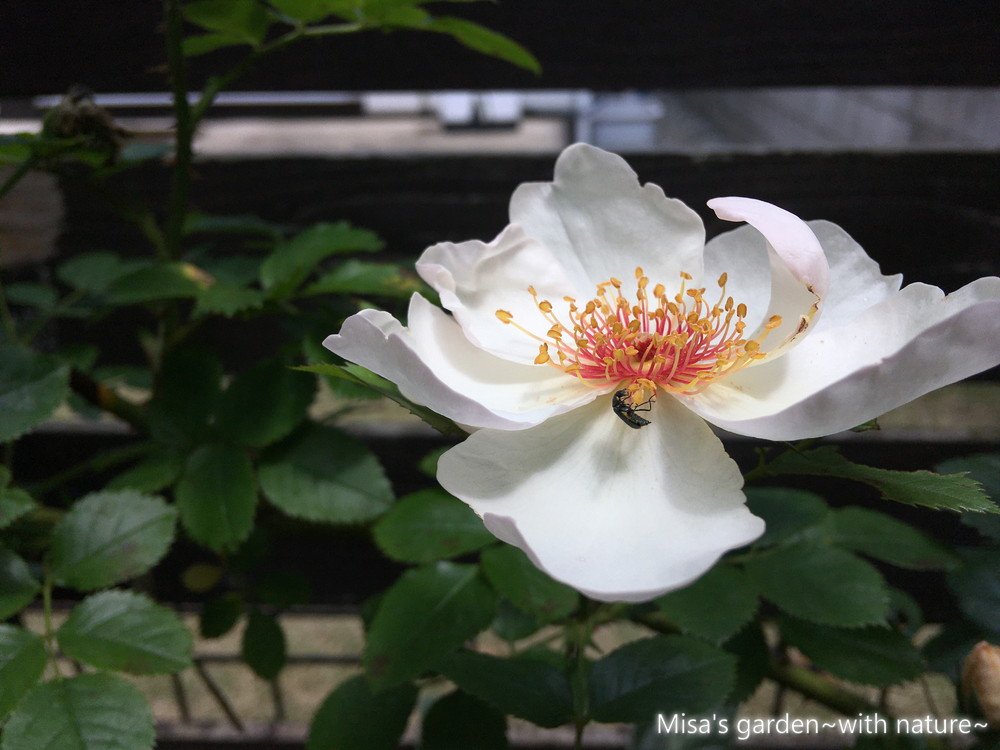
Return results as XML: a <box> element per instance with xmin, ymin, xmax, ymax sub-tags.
<box><xmin>200</xmin><ymin>593</ymin><xmax>244</xmax><ymax>638</ymax></box>
<box><xmin>267</xmin><ymin>0</ymin><xmax>332</xmax><ymax>23</ymax></box>
<box><xmin>49</xmin><ymin>490</ymin><xmax>177</xmax><ymax>591</ymax></box>
<box><xmin>744</xmin><ymin>487</ymin><xmax>830</xmax><ymax>547</ymax></box>
<box><xmin>56</xmin><ymin>252</ymin><xmax>147</xmax><ymax>294</ymax></box>
<box><xmin>183</xmin><ymin>211</ymin><xmax>284</xmax><ymax>238</ymax></box>
<box><xmin>372</xmin><ymin>488</ymin><xmax>494</xmax><ymax>563</ymax></box>
<box><xmin>260</xmin><ymin>221</ymin><xmax>384</xmax><ymax>298</ymax></box>
<box><xmin>490</xmin><ymin>598</ymin><xmax>544</xmax><ymax>643</ymax></box>
<box><xmin>422</xmin><ymin>690</ymin><xmax>508</xmax><ymax>750</ymax></box>
<box><xmin>252</xmin><ymin>569</ymin><xmax>311</xmax><ymax>609</ymax></box>
<box><xmin>193</xmin><ymin>283</ymin><xmax>266</xmax><ymax>317</ymax></box>
<box><xmin>779</xmin><ymin>618</ymin><xmax>925</xmax><ymax>687</ymax></box>
<box><xmin>436</xmin><ymin>649</ymin><xmax>573</xmax><ymax>728</ymax></box>
<box><xmin>422</xmin><ymin>16</ymin><xmax>540</xmax><ymax>74</ymax></box>
<box><xmin>303</xmin><ymin>260</ymin><xmax>421</xmax><ymax>298</ymax></box>
<box><xmin>742</xmin><ymin>542</ymin><xmax>888</xmax><ymax>627</ymax></box>
<box><xmin>724</xmin><ymin>622</ymin><xmax>770</xmax><ymax>704</ymax></box>
<box><xmin>588</xmin><ymin>635</ymin><xmax>736</xmax><ymax>723</ymax></box>
<box><xmin>148</xmin><ymin>347</ymin><xmax>223</xmax><ymax>446</ymax></box>
<box><xmin>297</xmin><ymin>362</ymin><xmax>463</xmax><ymax>435</ymax></box>
<box><xmin>0</xmin><ymin>625</ymin><xmax>46</xmax><ymax>718</ymax></box>
<box><xmin>104</xmin><ymin>262</ymin><xmax>213</xmax><ymax>305</ymax></box>
<box><xmin>655</xmin><ymin>564</ymin><xmax>758</xmax><ymax>644</ymax></box>
<box><xmin>922</xmin><ymin>620</ymin><xmax>985</xmax><ymax>681</ymax></box>
<box><xmin>307</xmin><ymin>675</ymin><xmax>416</xmax><ymax>750</ymax></box>
<box><xmin>5</xmin><ymin>282</ymin><xmax>57</xmax><ymax>311</ymax></box>
<box><xmin>182</xmin><ymin>32</ymin><xmax>250</xmax><ymax>56</ymax></box>
<box><xmin>0</xmin><ymin>345</ymin><xmax>70</xmax><ymax>442</ymax></box>
<box><xmin>365</xmin><ymin>562</ymin><xmax>495</xmax><ymax>690</ymax></box>
<box><xmin>242</xmin><ymin>610</ymin><xmax>286</xmax><ymax>680</ymax></box>
<box><xmin>764</xmin><ymin>445</ymin><xmax>997</xmax><ymax>513</ymax></box>
<box><xmin>258</xmin><ymin>424</ymin><xmax>392</xmax><ymax>523</ymax></box>
<box><xmin>183</xmin><ymin>0</ymin><xmax>271</xmax><ymax>45</ymax></box>
<box><xmin>946</xmin><ymin>548</ymin><xmax>1000</xmax><ymax>635</ymax></box>
<box><xmin>0</xmin><ymin>550</ymin><xmax>39</xmax><ymax>619</ymax></box>
<box><xmin>56</xmin><ymin>590</ymin><xmax>192</xmax><ymax>674</ymax></box>
<box><xmin>176</xmin><ymin>443</ymin><xmax>257</xmax><ymax>552</ymax></box>
<box><xmin>215</xmin><ymin>359</ymin><xmax>316</xmax><ymax>448</ymax></box>
<box><xmin>0</xmin><ymin>485</ymin><xmax>37</xmax><ymax>530</ymax></box>
<box><xmin>480</xmin><ymin>545</ymin><xmax>578</xmax><ymax>623</ymax></box>
<box><xmin>0</xmin><ymin>673</ymin><xmax>154</xmax><ymax>750</ymax></box>
<box><xmin>107</xmin><ymin>449</ymin><xmax>185</xmax><ymax>493</ymax></box>
<box><xmin>833</xmin><ymin>507</ymin><xmax>960</xmax><ymax>570</ymax></box>
<box><xmin>938</xmin><ymin>454</ymin><xmax>1000</xmax><ymax>541</ymax></box>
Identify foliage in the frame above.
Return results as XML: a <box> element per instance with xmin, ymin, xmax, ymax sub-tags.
<box><xmin>0</xmin><ymin>1</ymin><xmax>997</xmax><ymax>748</ymax></box>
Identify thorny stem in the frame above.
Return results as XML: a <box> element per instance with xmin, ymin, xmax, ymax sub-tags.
<box><xmin>0</xmin><ymin>266</ymin><xmax>20</xmax><ymax>343</ymax></box>
<box><xmin>766</xmin><ymin>661</ymin><xmax>883</xmax><ymax>716</ymax></box>
<box><xmin>163</xmin><ymin>0</ymin><xmax>194</xmax><ymax>260</ymax></box>
<box><xmin>567</xmin><ymin>619</ymin><xmax>590</xmax><ymax>750</ymax></box>
<box><xmin>565</xmin><ymin>601</ymin><xmax>629</xmax><ymax>749</ymax></box>
<box><xmin>69</xmin><ymin>369</ymin><xmax>149</xmax><ymax>432</ymax></box>
<box><xmin>163</xmin><ymin>0</ymin><xmax>362</xmax><ymax>261</ymax></box>
<box><xmin>26</xmin><ymin>441</ymin><xmax>154</xmax><ymax>496</ymax></box>
<box><xmin>636</xmin><ymin>611</ymin><xmax>889</xmax><ymax>719</ymax></box>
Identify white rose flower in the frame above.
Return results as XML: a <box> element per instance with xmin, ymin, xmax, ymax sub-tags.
<box><xmin>325</xmin><ymin>144</ymin><xmax>1000</xmax><ymax>602</ymax></box>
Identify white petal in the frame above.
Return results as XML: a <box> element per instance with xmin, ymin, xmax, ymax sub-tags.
<box><xmin>324</xmin><ymin>294</ymin><xmax>597</xmax><ymax>430</ymax></box>
<box><xmin>417</xmin><ymin>224</ymin><xmax>580</xmax><ymax>364</ymax></box>
<box><xmin>438</xmin><ymin>396</ymin><xmax>764</xmax><ymax>602</ymax></box>
<box><xmin>708</xmin><ymin>198</ymin><xmax>828</xmax><ymax>358</ymax></box>
<box><xmin>702</xmin><ymin>218</ymin><xmax>903</xmax><ymax>347</ymax></box>
<box><xmin>806</xmin><ymin>220</ymin><xmax>903</xmax><ymax>336</ymax></box>
<box><xmin>687</xmin><ymin>276</ymin><xmax>1000</xmax><ymax>440</ymax></box>
<box><xmin>510</xmin><ymin>143</ymin><xmax>706</xmax><ymax>293</ymax></box>
<box><xmin>709</xmin><ymin>197</ymin><xmax>829</xmax><ymax>295</ymax></box>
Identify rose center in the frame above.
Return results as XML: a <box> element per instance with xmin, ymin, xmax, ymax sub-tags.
<box><xmin>496</xmin><ymin>266</ymin><xmax>781</xmax><ymax>406</ymax></box>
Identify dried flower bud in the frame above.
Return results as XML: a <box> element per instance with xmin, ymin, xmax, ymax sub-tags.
<box><xmin>961</xmin><ymin>641</ymin><xmax>1000</xmax><ymax>727</ymax></box>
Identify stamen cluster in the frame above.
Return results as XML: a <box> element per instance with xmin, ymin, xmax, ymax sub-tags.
<box><xmin>497</xmin><ymin>267</ymin><xmax>781</xmax><ymax>402</ymax></box>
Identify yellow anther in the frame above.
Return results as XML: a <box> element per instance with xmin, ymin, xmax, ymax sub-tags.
<box><xmin>576</xmin><ymin>339</ymin><xmax>589</xmax><ymax>348</ymax></box>
<box><xmin>534</xmin><ymin>344</ymin><xmax>550</xmax><ymax>365</ymax></box>
<box><xmin>765</xmin><ymin>315</ymin><xmax>782</xmax><ymax>330</ymax></box>
<box><xmin>718</xmin><ymin>272</ymin><xmax>728</xmax><ymax>286</ymax></box>
<box><xmin>634</xmin><ymin>266</ymin><xmax>644</xmax><ymax>279</ymax></box>
<box><xmin>653</xmin><ymin>283</ymin><xmax>665</xmax><ymax>297</ymax></box>
<box><xmin>547</xmin><ymin>325</ymin><xmax>563</xmax><ymax>339</ymax></box>
<box><xmin>737</xmin><ymin>303</ymin><xmax>747</xmax><ymax>318</ymax></box>
<box><xmin>744</xmin><ymin>340</ymin><xmax>760</xmax><ymax>354</ymax></box>
<box><xmin>538</xmin><ymin>300</ymin><xmax>553</xmax><ymax>313</ymax></box>
<box><xmin>496</xmin><ymin>309</ymin><xmax>513</xmax><ymax>324</ymax></box>
<box><xmin>527</xmin><ymin>285</ymin><xmax>537</xmax><ymax>296</ymax></box>
<box><xmin>680</xmin><ymin>271</ymin><xmax>693</xmax><ymax>280</ymax></box>
<box><xmin>725</xmin><ymin>297</ymin><xmax>734</xmax><ymax>311</ymax></box>
<box><xmin>610</xmin><ymin>277</ymin><xmax>622</xmax><ymax>288</ymax></box>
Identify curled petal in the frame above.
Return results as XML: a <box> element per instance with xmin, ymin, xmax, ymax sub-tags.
<box><xmin>417</xmin><ymin>225</ymin><xmax>579</xmax><ymax>364</ymax></box>
<box><xmin>688</xmin><ymin>277</ymin><xmax>1000</xmax><ymax>440</ymax></box>
<box><xmin>709</xmin><ymin>197</ymin><xmax>829</xmax><ymax>358</ymax></box>
<box><xmin>438</xmin><ymin>396</ymin><xmax>764</xmax><ymax>602</ymax></box>
<box><xmin>510</xmin><ymin>143</ymin><xmax>706</xmax><ymax>293</ymax></box>
<box><xmin>805</xmin><ymin>220</ymin><xmax>903</xmax><ymax>335</ymax></box>
<box><xmin>324</xmin><ymin>294</ymin><xmax>597</xmax><ymax>431</ymax></box>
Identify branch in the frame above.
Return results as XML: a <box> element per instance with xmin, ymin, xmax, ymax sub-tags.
<box><xmin>69</xmin><ymin>369</ymin><xmax>148</xmax><ymax>432</ymax></box>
